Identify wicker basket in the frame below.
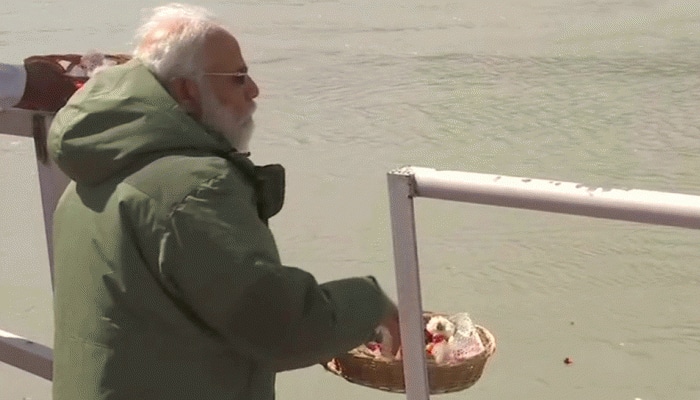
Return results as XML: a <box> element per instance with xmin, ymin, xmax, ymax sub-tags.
<box><xmin>325</xmin><ymin>314</ymin><xmax>496</xmax><ymax>394</ymax></box>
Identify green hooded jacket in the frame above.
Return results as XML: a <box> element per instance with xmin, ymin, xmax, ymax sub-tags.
<box><xmin>48</xmin><ymin>59</ymin><xmax>396</xmax><ymax>400</ymax></box>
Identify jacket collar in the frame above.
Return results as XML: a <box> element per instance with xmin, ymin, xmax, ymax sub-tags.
<box><xmin>220</xmin><ymin>151</ymin><xmax>286</xmax><ymax>224</ymax></box>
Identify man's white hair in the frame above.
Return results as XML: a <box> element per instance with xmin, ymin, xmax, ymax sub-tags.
<box><xmin>133</xmin><ymin>3</ymin><xmax>226</xmax><ymax>82</ymax></box>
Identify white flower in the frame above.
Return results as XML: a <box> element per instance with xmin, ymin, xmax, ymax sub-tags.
<box><xmin>426</xmin><ymin>316</ymin><xmax>456</xmax><ymax>339</ymax></box>
<box><xmin>429</xmin><ymin>340</ymin><xmax>453</xmax><ymax>364</ymax></box>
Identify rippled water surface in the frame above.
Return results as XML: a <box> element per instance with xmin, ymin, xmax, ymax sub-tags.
<box><xmin>1</xmin><ymin>1</ymin><xmax>700</xmax><ymax>399</ymax></box>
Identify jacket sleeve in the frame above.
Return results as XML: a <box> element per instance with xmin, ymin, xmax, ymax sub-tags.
<box><xmin>157</xmin><ymin>171</ymin><xmax>396</xmax><ymax>371</ymax></box>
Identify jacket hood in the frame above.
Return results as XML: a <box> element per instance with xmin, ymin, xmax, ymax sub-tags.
<box><xmin>49</xmin><ymin>59</ymin><xmax>233</xmax><ymax>185</ymax></box>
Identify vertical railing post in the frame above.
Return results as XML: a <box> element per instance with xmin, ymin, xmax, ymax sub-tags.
<box><xmin>32</xmin><ymin>114</ymin><xmax>69</xmax><ymax>290</ymax></box>
<box><xmin>0</xmin><ymin>109</ymin><xmax>68</xmax><ymax>290</ymax></box>
<box><xmin>387</xmin><ymin>167</ymin><xmax>430</xmax><ymax>400</ymax></box>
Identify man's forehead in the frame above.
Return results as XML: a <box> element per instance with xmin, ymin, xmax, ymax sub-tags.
<box><xmin>202</xmin><ymin>30</ymin><xmax>246</xmax><ymax>71</ymax></box>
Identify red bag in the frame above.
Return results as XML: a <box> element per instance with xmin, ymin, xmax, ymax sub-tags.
<box><xmin>15</xmin><ymin>53</ymin><xmax>131</xmax><ymax>112</ymax></box>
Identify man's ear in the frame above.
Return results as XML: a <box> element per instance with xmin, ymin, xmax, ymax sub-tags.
<box><xmin>168</xmin><ymin>77</ymin><xmax>203</xmax><ymax>120</ymax></box>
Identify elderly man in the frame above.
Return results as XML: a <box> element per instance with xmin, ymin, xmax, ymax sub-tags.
<box><xmin>48</xmin><ymin>3</ymin><xmax>400</xmax><ymax>400</ymax></box>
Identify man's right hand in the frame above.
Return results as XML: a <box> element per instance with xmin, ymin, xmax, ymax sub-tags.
<box><xmin>379</xmin><ymin>304</ymin><xmax>401</xmax><ymax>357</ymax></box>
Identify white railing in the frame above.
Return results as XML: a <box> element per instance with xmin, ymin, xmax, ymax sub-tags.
<box><xmin>3</xmin><ymin>107</ymin><xmax>700</xmax><ymax>399</ymax></box>
<box><xmin>387</xmin><ymin>166</ymin><xmax>700</xmax><ymax>400</ymax></box>
<box><xmin>0</xmin><ymin>329</ymin><xmax>53</xmax><ymax>380</ymax></box>
<box><xmin>0</xmin><ymin>108</ymin><xmax>63</xmax><ymax>380</ymax></box>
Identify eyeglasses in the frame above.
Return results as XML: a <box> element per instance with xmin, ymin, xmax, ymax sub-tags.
<box><xmin>203</xmin><ymin>71</ymin><xmax>249</xmax><ymax>85</ymax></box>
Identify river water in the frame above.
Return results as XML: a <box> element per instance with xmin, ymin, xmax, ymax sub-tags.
<box><xmin>1</xmin><ymin>0</ymin><xmax>700</xmax><ymax>399</ymax></box>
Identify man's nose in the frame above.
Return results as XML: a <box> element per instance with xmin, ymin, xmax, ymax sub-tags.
<box><xmin>246</xmin><ymin>77</ymin><xmax>259</xmax><ymax>99</ymax></box>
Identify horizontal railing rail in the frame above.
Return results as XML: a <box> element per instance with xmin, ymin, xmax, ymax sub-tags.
<box><xmin>0</xmin><ymin>329</ymin><xmax>53</xmax><ymax>380</ymax></box>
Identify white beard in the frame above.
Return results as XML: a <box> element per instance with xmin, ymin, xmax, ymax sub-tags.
<box><xmin>198</xmin><ymin>81</ymin><xmax>255</xmax><ymax>153</ymax></box>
